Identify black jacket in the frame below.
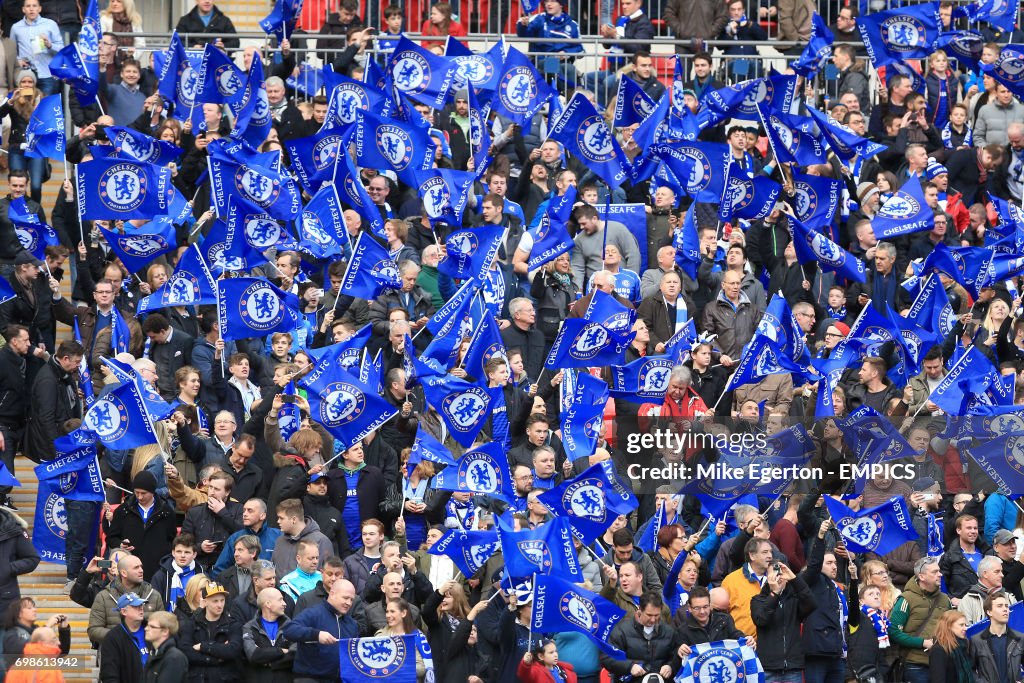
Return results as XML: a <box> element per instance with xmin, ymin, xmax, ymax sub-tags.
<box><xmin>179</xmin><ymin>610</ymin><xmax>243</xmax><ymax>683</ymax></box>
<box><xmin>599</xmin><ymin>617</ymin><xmax>677</xmax><ymax>677</ymax></box>
<box><xmin>501</xmin><ymin>323</ymin><xmax>548</xmax><ymax>382</ymax></box>
<box><xmin>149</xmin><ymin>554</ymin><xmax>206</xmax><ymax>610</ymax></box>
<box><xmin>174</xmin><ymin>5</ymin><xmax>239</xmax><ymax>50</ymax></box>
<box><xmin>0</xmin><ymin>195</ymin><xmax>44</xmax><ymax>262</ymax></box>
<box><xmin>143</xmin><ymin>638</ymin><xmax>190</xmax><ymax>683</ymax></box>
<box><xmin>422</xmin><ymin>589</ymin><xmax>482</xmax><ymax>683</ymax></box>
<box><xmin>151</xmin><ymin>329</ymin><xmax>194</xmax><ymax>400</ymax></box>
<box><xmin>181</xmin><ymin>499</ymin><xmax>244</xmax><ymax>568</ymax></box>
<box><xmin>26</xmin><ymin>355</ymin><xmax>81</xmax><ymax>462</ymax></box>
<box><xmin>0</xmin><ymin>273</ymin><xmax>56</xmax><ymax>350</ymax></box>
<box><xmin>241</xmin><ymin>613</ymin><xmax>296</xmax><ymax>683</ymax></box>
<box><xmin>672</xmin><ymin>609</ymin><xmax>746</xmax><ymax>646</ymax></box>
<box><xmin>98</xmin><ymin>620</ymin><xmax>145</xmax><ymax>683</ymax></box>
<box><xmin>103</xmin><ymin>495</ymin><xmax>179</xmax><ymax>581</ymax></box>
<box><xmin>750</xmin><ymin>574</ymin><xmax>818</xmax><ymax>671</ymax></box>
<box><xmin>940</xmin><ymin>537</ymin><xmax>993</xmax><ymax>599</ymax></box>
<box><xmin>802</xmin><ymin>537</ymin><xmax>851</xmax><ymax>657</ymax></box>
<box><xmin>363</xmin><ymin>566</ymin><xmax>433</xmax><ymax>607</ymax></box>
<box><xmin>303</xmin><ymin>492</ymin><xmax>342</xmax><ymax>553</ymax></box>
<box><xmin>0</xmin><ymin>345</ymin><xmax>27</xmax><ymax>427</ymax></box>
<box><xmin>325</xmin><ymin>464</ymin><xmax>385</xmax><ymax>555</ymax></box>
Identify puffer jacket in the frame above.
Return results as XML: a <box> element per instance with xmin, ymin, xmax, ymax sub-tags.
<box><xmin>599</xmin><ymin>618</ymin><xmax>677</xmax><ymax>678</ymax></box>
<box><xmin>241</xmin><ymin>613</ymin><xmax>296</xmax><ymax>683</ymax></box>
<box><xmin>87</xmin><ymin>578</ymin><xmax>163</xmax><ymax>646</ymax></box>
<box><xmin>889</xmin><ymin>576</ymin><xmax>953</xmax><ymax>665</ymax></box>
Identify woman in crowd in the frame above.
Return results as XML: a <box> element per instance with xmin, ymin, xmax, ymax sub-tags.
<box><xmin>400</xmin><ymin>447</ymin><xmax>433</xmax><ymax>551</ymax></box>
<box><xmin>861</xmin><ymin>559</ymin><xmax>901</xmax><ymax>614</ymax></box>
<box><xmin>531</xmin><ymin>253</ymin><xmax>578</xmax><ymax>345</ymax></box>
<box><xmin>419</xmin><ymin>2</ymin><xmax>467</xmax><ymax>49</ymax></box>
<box><xmin>0</xmin><ymin>71</ymin><xmax>46</xmax><ymax>202</ymax></box>
<box><xmin>928</xmin><ymin>611</ymin><xmax>974</xmax><ymax>683</ymax></box>
<box><xmin>100</xmin><ymin>0</ymin><xmax>146</xmax><ymax>65</ymax></box>
<box><xmin>2</xmin><ymin>598</ymin><xmax>71</xmax><ymax>670</ymax></box>
<box><xmin>376</xmin><ymin>597</ymin><xmax>433</xmax><ymax>682</ymax></box>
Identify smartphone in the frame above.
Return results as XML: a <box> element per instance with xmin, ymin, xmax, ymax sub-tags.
<box><xmin>281</xmin><ymin>395</ymin><xmax>296</xmax><ymax>404</ymax></box>
<box><xmin>773</xmin><ymin>562</ymin><xmax>782</xmax><ymax>575</ymax></box>
<box><xmin>922</xmin><ymin>493</ymin><xmax>937</xmax><ymax>501</ymax></box>
<box><xmin>365</xmin><ymin>27</ymin><xmax>379</xmax><ymax>35</ymax></box>
<box><xmin>19</xmin><ymin>87</ymin><xmax>33</xmax><ymax>97</ymax></box>
<box><xmin>97</xmin><ymin>559</ymin><xmax>112</xmax><ymax>569</ymax></box>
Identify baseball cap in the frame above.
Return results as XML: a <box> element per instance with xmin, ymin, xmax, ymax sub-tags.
<box><xmin>994</xmin><ymin>529</ymin><xmax>1017</xmax><ymax>545</ymax></box>
<box><xmin>202</xmin><ymin>583</ymin><xmax>229</xmax><ymax>599</ymax></box>
<box><xmin>116</xmin><ymin>593</ymin><xmax>146</xmax><ymax>609</ymax></box>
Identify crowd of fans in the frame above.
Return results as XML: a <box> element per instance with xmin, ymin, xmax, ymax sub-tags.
<box><xmin>0</xmin><ymin>0</ymin><xmax>1019</xmax><ymax>681</ymax></box>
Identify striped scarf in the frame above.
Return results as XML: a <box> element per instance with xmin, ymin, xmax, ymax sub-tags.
<box><xmin>861</xmin><ymin>604</ymin><xmax>890</xmax><ymax>648</ymax></box>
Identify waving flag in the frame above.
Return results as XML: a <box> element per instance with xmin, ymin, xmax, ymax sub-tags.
<box><xmin>78</xmin><ymin>0</ymin><xmax>99</xmax><ymax>63</ymax></box>
<box><xmin>428</xmin><ymin>528</ymin><xmax>499</xmax><ymax>577</ymax></box>
<box><xmin>757</xmin><ymin>103</ymin><xmax>826</xmax><ymax>167</ymax></box>
<box><xmin>216</xmin><ymin>278</ymin><xmax>301</xmax><ymax>341</ymax></box>
<box><xmin>339</xmin><ymin>232</ymin><xmax>401</xmax><ymax>299</ymax></box>
<box><xmin>413</xmin><ymin>168</ymin><xmax>475</xmax><ymax>228</ymax></box>
<box><xmin>433</xmin><ymin>442</ymin><xmax>512</xmax><ymax>496</ymax></box>
<box><xmin>332</xmin><ymin>151</ymin><xmax>384</xmax><ymax>239</ymax></box>
<box><xmin>421</xmin><ymin>376</ymin><xmax>494</xmax><ymax>447</ymax></box>
<box><xmin>427</xmin><ymin>277</ymin><xmax>478</xmax><ymax>338</ymax></box>
<box><xmin>12</xmin><ymin>218</ymin><xmax>58</xmax><ymax>261</ymax></box>
<box><xmin>490</xmin><ymin>46</ymin><xmax>556</xmax><ymax>126</ymax></box>
<box><xmin>206</xmin><ymin>136</ymin><xmax>281</xmax><ymax>172</ymax></box>
<box><xmin>790</xmin><ymin>171</ymin><xmax>841</xmax><ymax>227</ymax></box>
<box><xmin>259</xmin><ymin>0</ymin><xmax>301</xmax><ymax>41</ymax></box>
<box><xmin>758</xmin><ymin>293</ymin><xmax>812</xmax><ymax>367</ymax></box>
<box><xmin>194</xmin><ymin>43</ymin><xmax>246</xmax><ymax>106</ymax></box>
<box><xmin>805</xmin><ymin>105</ymin><xmax>887</xmax><ymax>161</ymax></box>
<box><xmin>561</xmin><ymin>371</ymin><xmax>608</xmax><ymax>462</ymax></box>
<box><xmin>825</xmin><ymin>496</ymin><xmax>919</xmax><ymax>554</ymax></box>
<box><xmin>496</xmin><ymin>512</ymin><xmax>582</xmax><ymax>580</ymax></box>
<box><xmin>650</xmin><ymin>142</ymin><xmax>730</xmax><ymax>203</ymax></box>
<box><xmin>106</xmin><ymin>126</ymin><xmax>182</xmax><ymax>166</ymax></box>
<box><xmin>462</xmin><ymin>312</ymin><xmax>506</xmax><ymax>381</ymax></box>
<box><xmin>789</xmin><ymin>213</ymin><xmax>866</xmax><ymax>282</ymax></box>
<box><xmin>585</xmin><ymin>289</ymin><xmax>637</xmax><ymax>333</ymax></box>
<box><xmin>907</xmin><ymin>273</ymin><xmax>957</xmax><ymax>340</ymax></box>
<box><xmin>301</xmin><ymin>361</ymin><xmax>397</xmax><ymax>450</ymax></box>
<box><xmin>872</xmin><ymin>177</ymin><xmax>935</xmax><ymax>239</ymax></box>
<box><xmin>609</xmin><ymin>356</ymin><xmax>675</xmax><ymax>403</ymax></box>
<box><xmin>286</xmin><ymin>63</ymin><xmax>323</xmax><ymax>97</ymax></box>
<box><xmin>296</xmin><ymin>185</ymin><xmax>344</xmax><ymax>260</ymax></box>
<box><xmin>386</xmin><ymin>37</ymin><xmax>458</xmax><ymax>109</ymax></box>
<box><xmin>527</xmin><ymin>188</ymin><xmax>576</xmax><ymax>271</ymax></box>
<box><xmin>922</xmin><ymin>243</ymin><xmax>991</xmax><ymax>300</ymax></box>
<box><xmin>539</xmin><ymin>460</ymin><xmax>637</xmax><ymax>543</ymax></box>
<box><xmin>531</xmin><ymin>574</ymin><xmax>627</xmax><ymax>658</ymax></box>
<box><xmin>437</xmin><ymin>224</ymin><xmax>504</xmax><ymax>280</ymax></box>
<box><xmin>302</xmin><ymin>324</ymin><xmax>373</xmax><ymax>374</ymax></box>
<box><xmin>699</xmin><ymin>70</ymin><xmax>798</xmax><ymax>125</ymax></box>
<box><xmin>725</xmin><ymin>331</ymin><xmax>815</xmax><ymax>393</ymax></box>
<box><xmin>353</xmin><ymin>108</ymin><xmax>436</xmax><ymax>186</ymax></box>
<box><xmin>719</xmin><ymin>161</ymin><xmax>782</xmax><ymax>223</ymax></box>
<box><xmin>50</xmin><ymin>44</ymin><xmax>100</xmax><ymax>106</ymax></box>
<box><xmin>857</xmin><ymin>2</ymin><xmax>942</xmax><ymax>67</ymax></box>
<box><xmin>408</xmin><ymin>426</ymin><xmax>459</xmax><ymax>475</ymax></box>
<box><xmin>82</xmin><ymin>377</ymin><xmax>165</xmax><ymax>449</ymax></box>
<box><xmin>445</xmin><ymin>38</ymin><xmax>503</xmax><ymax>95</ymax></box>
<box><xmin>23</xmin><ymin>94</ymin><xmax>65</xmax><ymax>161</ymax></box>
<box><xmin>928</xmin><ymin>345</ymin><xmax>1002</xmax><ymax>414</ymax></box>
<box><xmin>614</xmin><ymin>75</ymin><xmax>657</xmax><ymax>128</ymax></box>
<box><xmin>208</xmin><ymin>155</ymin><xmax>301</xmax><ymax>221</ymax></box>
<box><xmin>76</xmin><ymin>158</ymin><xmax>172</xmax><ymax>220</ymax></box>
<box><xmin>203</xmin><ymin>216</ymin><xmax>267</xmax><ymax>274</ymax></box>
<box><xmin>98</xmin><ymin>217</ymin><xmax>176</xmax><ymax>273</ymax></box>
<box><xmin>323</xmin><ymin>74</ymin><xmax>386</xmax><ymax>129</ymax></box>
<box><xmin>339</xmin><ymin>635</ymin><xmax>418</xmax><ymax>683</ymax></box>
<box><xmin>963</xmin><ymin>431</ymin><xmax>1024</xmax><ymax>493</ymax></box>
<box><xmin>548</xmin><ymin>92</ymin><xmax>629</xmax><ymax>188</ymax></box>
<box><xmin>677</xmin><ymin>640</ymin><xmax>764</xmax><ymax>683</ymax></box>
<box><xmin>224</xmin><ymin>197</ymin><xmax>290</xmax><ymax>257</ymax></box>
<box><xmin>138</xmin><ymin>244</ymin><xmax>216</xmax><ymax>313</ymax></box>
<box><xmin>792</xmin><ymin>14</ymin><xmax>835</xmax><ymax>77</ymax></box>
<box><xmin>230</xmin><ymin>56</ymin><xmax>273</xmax><ymax>150</ymax></box>
<box><xmin>544</xmin><ymin>319</ymin><xmax>634</xmax><ymax>369</ymax></box>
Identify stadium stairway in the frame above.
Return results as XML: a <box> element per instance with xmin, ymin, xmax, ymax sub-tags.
<box><xmin>5</xmin><ymin>164</ymin><xmax>98</xmax><ymax>681</ymax></box>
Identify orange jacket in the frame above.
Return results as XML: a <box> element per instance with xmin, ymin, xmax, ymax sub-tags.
<box><xmin>5</xmin><ymin>642</ymin><xmax>65</xmax><ymax>683</ymax></box>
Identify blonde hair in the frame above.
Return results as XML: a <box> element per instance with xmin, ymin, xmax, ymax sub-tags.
<box><xmin>183</xmin><ymin>574</ymin><xmax>210</xmax><ymax>611</ymax></box>
<box><xmin>102</xmin><ymin>0</ymin><xmax>142</xmax><ymax>25</ymax></box>
<box><xmin>983</xmin><ymin>298</ymin><xmax>1010</xmax><ymax>337</ymax></box>
<box><xmin>861</xmin><ymin>560</ymin><xmax>900</xmax><ymax>613</ymax></box>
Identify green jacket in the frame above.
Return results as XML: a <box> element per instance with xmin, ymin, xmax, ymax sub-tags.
<box><xmin>889</xmin><ymin>576</ymin><xmax>952</xmax><ymax>665</ymax></box>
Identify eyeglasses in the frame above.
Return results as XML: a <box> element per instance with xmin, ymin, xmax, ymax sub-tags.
<box><xmin>824</xmin><ymin>332</ymin><xmax>842</xmax><ymax>339</ymax></box>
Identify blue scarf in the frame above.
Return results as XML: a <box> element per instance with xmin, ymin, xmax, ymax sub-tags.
<box><xmin>861</xmin><ymin>604</ymin><xmax>890</xmax><ymax>648</ymax></box>
<box><xmin>827</xmin><ymin>305</ymin><xmax>847</xmax><ymax>322</ymax></box>
<box><xmin>415</xmin><ymin>631</ymin><xmax>433</xmax><ymax>678</ymax></box>
<box><xmin>836</xmin><ymin>581</ymin><xmax>849</xmax><ymax>657</ymax></box>
<box><xmin>942</xmin><ymin>122</ymin><xmax>972</xmax><ymax>149</ymax></box>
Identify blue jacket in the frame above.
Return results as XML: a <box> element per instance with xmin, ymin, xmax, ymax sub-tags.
<box><xmin>515</xmin><ymin>12</ymin><xmax>583</xmax><ymax>55</ymax></box>
<box><xmin>210</xmin><ymin>524</ymin><xmax>282</xmax><ymax>578</ymax></box>
<box><xmin>985</xmin><ymin>493</ymin><xmax>1016</xmax><ymax>545</ymax></box>
<box><xmin>281</xmin><ymin>600</ymin><xmax>359</xmax><ymax>678</ymax></box>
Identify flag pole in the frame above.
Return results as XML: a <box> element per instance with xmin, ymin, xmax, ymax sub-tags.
<box><xmin>711</xmin><ymin>370</ymin><xmax>738</xmax><ymax>412</ymax></box>
<box><xmin>104</xmin><ymin>478</ymin><xmax>131</xmax><ymax>494</ymax></box>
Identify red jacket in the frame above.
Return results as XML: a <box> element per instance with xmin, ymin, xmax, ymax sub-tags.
<box><xmin>420</xmin><ymin>20</ymin><xmax>467</xmax><ymax>48</ymax></box>
<box><xmin>516</xmin><ymin>659</ymin><xmax>578</xmax><ymax>683</ymax></box>
<box><xmin>946</xmin><ymin>190</ymin><xmax>971</xmax><ymax>234</ymax></box>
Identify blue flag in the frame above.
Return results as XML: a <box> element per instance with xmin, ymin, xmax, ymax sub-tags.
<box><xmin>907</xmin><ymin>273</ymin><xmax>957</xmax><ymax>341</ymax></box>
<box><xmin>496</xmin><ymin>512</ymin><xmax>582</xmax><ymax>580</ymax></box>
<box><xmin>757</xmin><ymin>103</ymin><xmax>826</xmax><ymax>167</ymax></box>
<box><xmin>719</xmin><ymin>161</ymin><xmax>782</xmax><ymax>222</ymax></box>
<box><xmin>548</xmin><ymin>92</ymin><xmax>629</xmax><ymax>189</ymax></box>
<box><xmin>78</xmin><ymin>0</ymin><xmax>99</xmax><ymax>63</ymax></box>
<box><xmin>339</xmin><ymin>635</ymin><xmax>417</xmax><ymax>683</ymax></box>
<box><xmin>982</xmin><ymin>45</ymin><xmax>1024</xmax><ymax>98</ymax></box>
<box><xmin>635</xmin><ymin>501</ymin><xmax>668</xmax><ymax>553</ymax></box>
<box><xmin>302</xmin><ymin>324</ymin><xmax>374</xmax><ymax>375</ymax></box>
<box><xmin>208</xmin><ymin>155</ymin><xmax>301</xmax><ymax>221</ymax></box>
<box><xmin>194</xmin><ymin>43</ymin><xmax>246</xmax><ymax>105</ymax></box>
<box><xmin>206</xmin><ymin>137</ymin><xmax>282</xmax><ymax>173</ymax></box>
<box><xmin>412</xmin><ymin>167</ymin><xmax>474</xmax><ymax>228</ymax></box>
<box><xmin>677</xmin><ymin>640</ymin><xmax>764</xmax><ymax>683</ymax></box>
<box><xmin>386</xmin><ymin>37</ymin><xmax>458</xmax><ymax>109</ymax></box>
<box><xmin>560</xmin><ymin>371</ymin><xmax>608</xmax><ymax>462</ymax></box>
<box><xmin>792</xmin><ymin>13</ymin><xmax>835</xmax><ymax>77</ymax></box>
<box><xmin>650</xmin><ymin>142</ymin><xmax>730</xmax><ymax>203</ymax></box>
<box><xmin>725</xmin><ymin>331</ymin><xmax>814</xmax><ymax>392</ymax></box>
<box><xmin>921</xmin><ymin>242</ymin><xmax>991</xmax><ymax>299</ymax></box>
<box><xmin>301</xmin><ymin>361</ymin><xmax>398</xmax><ymax>451</ymax></box>
<box><xmin>673</xmin><ymin>203</ymin><xmax>701</xmax><ymax>280</ymax></box>
<box><xmin>98</xmin><ymin>217</ymin><xmax>176</xmax><ymax>274</ymax></box>
<box><xmin>937</xmin><ymin>31</ymin><xmax>985</xmax><ymax>73</ymax></box>
<box><xmin>824</xmin><ymin>496</ymin><xmax>919</xmax><ymax>554</ymax></box>
<box><xmin>544</xmin><ymin>319</ymin><xmax>634</xmax><ymax>369</ymax></box>
<box><xmin>353</xmin><ymin>108</ymin><xmax>436</xmax><ymax>186</ymax></box>
<box><xmin>23</xmin><ymin>94</ymin><xmax>65</xmax><ymax>161</ymax></box>
<box><xmin>526</xmin><ymin>186</ymin><xmax>576</xmax><ymax>271</ymax></box>
<box><xmin>224</xmin><ymin>196</ymin><xmax>291</xmax><ymax>258</ymax></box>
<box><xmin>72</xmin><ymin>318</ymin><xmax>94</xmax><ymax>408</ymax></box>
<box><xmin>81</xmin><ymin>377</ymin><xmax>163</xmax><ymax>449</ymax></box>
<box><xmin>34</xmin><ymin>444</ymin><xmax>102</xmax><ymax>501</ymax></box>
<box><xmin>609</xmin><ymin>356</ymin><xmax>675</xmax><ymax>403</ymax></box>
<box><xmin>109</xmin><ymin>307</ymin><xmax>132</xmax><ymax>355</ymax></box>
<box><xmin>445</xmin><ymin>38</ymin><xmax>503</xmax><ymax>95</ymax></box>
<box><xmin>50</xmin><ymin>43</ymin><xmax>99</xmax><ymax>106</ymax></box>
<box><xmin>433</xmin><ymin>442</ymin><xmax>513</xmax><ymax>497</ymax></box>
<box><xmin>339</xmin><ymin>232</ymin><xmax>401</xmax><ymax>300</ymax></box>
<box><xmin>203</xmin><ymin>217</ymin><xmax>267</xmax><ymax>274</ymax></box>
<box><xmin>857</xmin><ymin>2</ymin><xmax>942</xmax><ymax>67</ymax></box>
<box><xmin>758</xmin><ymin>293</ymin><xmax>813</xmax><ymax>367</ymax></box>
<box><xmin>928</xmin><ymin>345</ymin><xmax>1003</xmax><ymax>414</ymax></box>
<box><xmin>11</xmin><ymin>216</ymin><xmax>58</xmax><ymax>261</ymax></box>
<box><xmin>137</xmin><ymin>244</ymin><xmax>217</xmax><ymax>313</ymax></box>
<box><xmin>324</xmin><ymin>74</ymin><xmax>386</xmax><ymax>127</ymax></box>
<box><xmin>789</xmin><ymin>213</ymin><xmax>867</xmax><ymax>283</ymax></box>
<box><xmin>585</xmin><ymin>288</ymin><xmax>638</xmax><ymax>334</ymax></box>
<box><xmin>539</xmin><ymin>460</ymin><xmax>637</xmax><ymax>544</ymax></box>
<box><xmin>967</xmin><ymin>0</ymin><xmax>1017</xmax><ymax>32</ymax></box>
<box><xmin>230</xmin><ymin>56</ymin><xmax>273</xmax><ymax>150</ymax></box>
<box><xmin>32</xmin><ymin>476</ymin><xmax>100</xmax><ymax>564</ymax></box>
<box><xmin>76</xmin><ymin>158</ymin><xmax>173</xmax><ymax>220</ymax></box>
<box><xmin>421</xmin><ymin>376</ymin><xmax>494</xmax><ymax>448</ymax></box>
<box><xmin>437</xmin><ymin>224</ymin><xmax>504</xmax><ymax>280</ymax></box>
<box><xmin>106</xmin><ymin>126</ymin><xmax>182</xmax><ymax>166</ymax></box>
<box><xmin>872</xmin><ymin>177</ymin><xmax>935</xmax><ymax>239</ymax></box>
<box><xmin>790</xmin><ymin>171</ymin><xmax>841</xmax><ymax>227</ymax></box>
<box><xmin>613</xmin><ymin>75</ymin><xmax>657</xmax><ymax>128</ymax></box>
<box><xmin>805</xmin><ymin>105</ymin><xmax>888</xmax><ymax>161</ymax></box>
<box><xmin>156</xmin><ymin>32</ymin><xmax>192</xmax><ymax>112</ymax></box>
<box><xmin>699</xmin><ymin>70</ymin><xmax>798</xmax><ymax>125</ymax></box>
<box><xmin>259</xmin><ymin>0</ymin><xmax>300</xmax><ymax>41</ymax></box>
<box><xmin>296</xmin><ymin>185</ymin><xmax>344</xmax><ymax>260</ymax></box>
<box><xmin>331</xmin><ymin>152</ymin><xmax>385</xmax><ymax>240</ymax></box>
<box><xmin>462</xmin><ymin>312</ymin><xmax>506</xmax><ymax>381</ymax></box>
<box><xmin>531</xmin><ymin>574</ymin><xmax>627</xmax><ymax>659</ymax></box>
<box><xmin>982</xmin><ymin>251</ymin><xmax>1024</xmax><ymax>288</ymax></box>
<box><xmin>217</xmin><ymin>278</ymin><xmax>300</xmax><ymax>341</ymax></box>
<box><xmin>408</xmin><ymin>426</ymin><xmax>459</xmax><ymax>476</ymax></box>
<box><xmin>286</xmin><ymin>63</ymin><xmax>323</xmax><ymax>97</ymax></box>
<box><xmin>278</xmin><ymin>380</ymin><xmax>300</xmax><ymax>442</ymax></box>
<box><xmin>428</xmin><ymin>528</ymin><xmax>499</xmax><ymax>578</ymax></box>
<box><xmin>963</xmin><ymin>432</ymin><xmax>1024</xmax><ymax>495</ymax></box>
<box><xmin>490</xmin><ymin>46</ymin><xmax>556</xmax><ymax>126</ymax></box>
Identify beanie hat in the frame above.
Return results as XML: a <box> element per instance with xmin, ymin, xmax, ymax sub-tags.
<box><xmin>132</xmin><ymin>471</ymin><xmax>158</xmax><ymax>494</ymax></box>
<box><xmin>857</xmin><ymin>182</ymin><xmax>879</xmax><ymax>205</ymax></box>
<box><xmin>926</xmin><ymin>158</ymin><xmax>948</xmax><ymax>179</ymax></box>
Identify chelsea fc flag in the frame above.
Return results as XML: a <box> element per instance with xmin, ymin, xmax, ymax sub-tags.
<box><xmin>339</xmin><ymin>634</ymin><xmax>417</xmax><ymax>683</ymax></box>
<box><xmin>824</xmin><ymin>496</ymin><xmax>919</xmax><ymax>555</ymax></box>
<box><xmin>76</xmin><ymin>158</ymin><xmax>172</xmax><ymax>220</ymax></box>
<box><xmin>676</xmin><ymin>639</ymin><xmax>764</xmax><ymax>683</ymax></box>
<box><xmin>532</xmin><ymin>574</ymin><xmax>627</xmax><ymax>659</ymax></box>
<box><xmin>216</xmin><ymin>278</ymin><xmax>301</xmax><ymax>341</ymax></box>
<box><xmin>856</xmin><ymin>2</ymin><xmax>941</xmax><ymax>67</ymax></box>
